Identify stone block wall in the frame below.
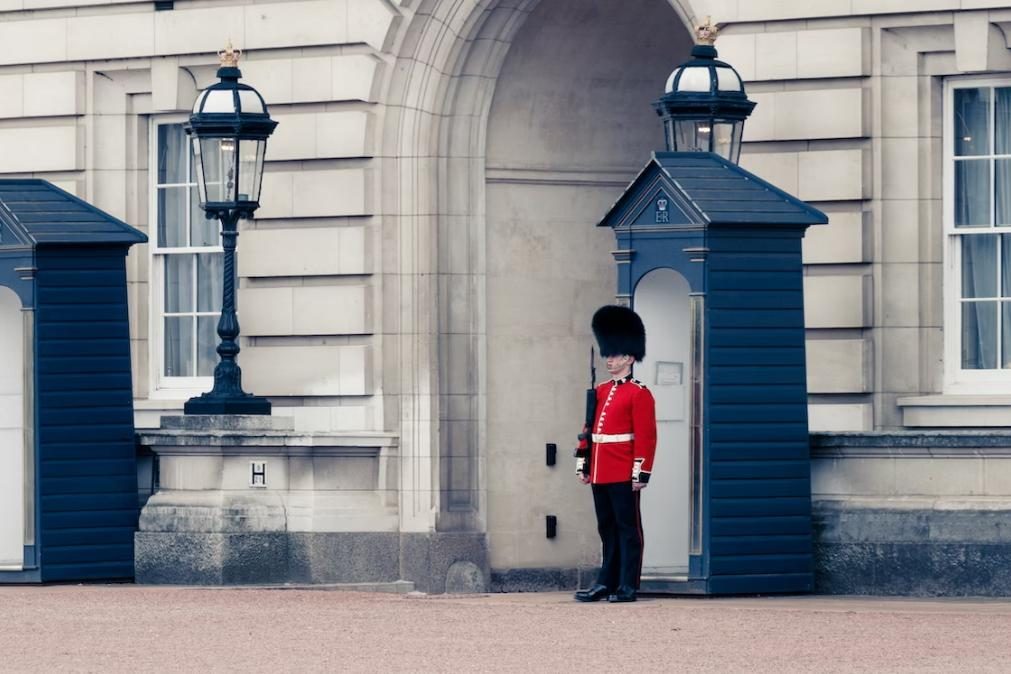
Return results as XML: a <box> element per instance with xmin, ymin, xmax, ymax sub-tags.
<box><xmin>702</xmin><ymin>0</ymin><xmax>1011</xmax><ymax>433</ymax></box>
<box><xmin>812</xmin><ymin>432</ymin><xmax>1011</xmax><ymax>596</ymax></box>
<box><xmin>0</xmin><ymin>0</ymin><xmax>394</xmax><ymax>434</ymax></box>
<box><xmin>719</xmin><ymin>21</ymin><xmax>876</xmax><ymax>432</ymax></box>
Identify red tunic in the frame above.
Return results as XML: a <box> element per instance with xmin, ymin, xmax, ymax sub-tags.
<box><xmin>578</xmin><ymin>376</ymin><xmax>657</xmax><ymax>485</ymax></box>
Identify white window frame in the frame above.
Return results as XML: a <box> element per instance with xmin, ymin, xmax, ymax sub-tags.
<box><xmin>943</xmin><ymin>76</ymin><xmax>1011</xmax><ymax>393</ymax></box>
<box><xmin>148</xmin><ymin>118</ymin><xmax>223</xmax><ymax>397</ymax></box>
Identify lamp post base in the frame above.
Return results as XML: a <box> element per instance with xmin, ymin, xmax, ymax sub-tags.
<box><xmin>183</xmin><ymin>394</ymin><xmax>271</xmax><ymax>416</ymax></box>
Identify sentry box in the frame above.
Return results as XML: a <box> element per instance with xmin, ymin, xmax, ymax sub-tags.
<box><xmin>598</xmin><ymin>152</ymin><xmax>827</xmax><ymax>595</ymax></box>
<box><xmin>0</xmin><ymin>180</ymin><xmax>146</xmax><ymax>583</ymax></box>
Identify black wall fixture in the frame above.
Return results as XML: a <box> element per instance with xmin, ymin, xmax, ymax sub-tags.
<box><xmin>546</xmin><ymin>443</ymin><xmax>557</xmax><ymax>467</ymax></box>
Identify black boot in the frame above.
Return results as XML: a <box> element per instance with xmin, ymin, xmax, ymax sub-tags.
<box><xmin>607</xmin><ymin>586</ymin><xmax>637</xmax><ymax>603</ymax></box>
<box><xmin>574</xmin><ymin>584</ymin><xmax>611</xmax><ymax>602</ymax></box>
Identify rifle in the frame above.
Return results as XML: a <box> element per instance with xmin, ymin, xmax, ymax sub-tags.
<box><xmin>574</xmin><ymin>347</ymin><xmax>596</xmax><ymax>478</ymax></box>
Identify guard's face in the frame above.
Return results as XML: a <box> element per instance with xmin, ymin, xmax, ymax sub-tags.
<box><xmin>605</xmin><ymin>354</ymin><xmax>634</xmax><ymax>376</ymax></box>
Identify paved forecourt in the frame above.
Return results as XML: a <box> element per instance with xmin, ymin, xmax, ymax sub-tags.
<box><xmin>2</xmin><ymin>587</ymin><xmax>1010</xmax><ymax>672</ymax></box>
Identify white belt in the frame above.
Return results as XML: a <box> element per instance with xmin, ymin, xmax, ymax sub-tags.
<box><xmin>592</xmin><ymin>433</ymin><xmax>634</xmax><ymax>443</ymax></box>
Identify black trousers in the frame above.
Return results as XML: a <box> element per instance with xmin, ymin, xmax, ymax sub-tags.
<box><xmin>591</xmin><ymin>481</ymin><xmax>643</xmax><ymax>590</ymax></box>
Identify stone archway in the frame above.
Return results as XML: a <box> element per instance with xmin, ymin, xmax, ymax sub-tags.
<box><xmin>480</xmin><ymin>0</ymin><xmax>693</xmax><ymax>577</ymax></box>
<box><xmin>380</xmin><ymin>1</ymin><xmax>697</xmax><ymax>574</ymax></box>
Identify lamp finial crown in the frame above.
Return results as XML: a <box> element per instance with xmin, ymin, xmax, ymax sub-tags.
<box><xmin>695</xmin><ymin>16</ymin><xmax>719</xmax><ymax>45</ymax></box>
<box><xmin>219</xmin><ymin>40</ymin><xmax>241</xmax><ymax>68</ymax></box>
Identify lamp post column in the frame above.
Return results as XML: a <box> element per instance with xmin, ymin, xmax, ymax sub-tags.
<box><xmin>184</xmin><ymin>208</ymin><xmax>269</xmax><ymax>415</ymax></box>
<box><xmin>183</xmin><ymin>43</ymin><xmax>276</xmax><ymax>416</ymax></box>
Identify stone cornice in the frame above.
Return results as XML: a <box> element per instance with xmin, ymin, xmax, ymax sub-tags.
<box><xmin>811</xmin><ymin>431</ymin><xmax>1011</xmax><ymax>458</ymax></box>
<box><xmin>138</xmin><ymin>430</ymin><xmax>399</xmax><ymax>456</ymax></box>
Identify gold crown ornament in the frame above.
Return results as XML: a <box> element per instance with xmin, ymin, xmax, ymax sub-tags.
<box><xmin>695</xmin><ymin>16</ymin><xmax>719</xmax><ymax>45</ymax></box>
<box><xmin>219</xmin><ymin>41</ymin><xmax>241</xmax><ymax>68</ymax></box>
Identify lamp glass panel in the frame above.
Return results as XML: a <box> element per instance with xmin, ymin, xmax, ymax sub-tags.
<box><xmin>199</xmin><ymin>137</ymin><xmax>238</xmax><ymax>204</ymax></box>
<box><xmin>698</xmin><ymin>120</ymin><xmax>714</xmax><ymax>152</ymax></box>
<box><xmin>237</xmin><ymin>90</ymin><xmax>265</xmax><ymax>114</ymax></box>
<box><xmin>712</xmin><ymin>123</ymin><xmax>735</xmax><ymax>161</ymax></box>
<box><xmin>663</xmin><ymin>120</ymin><xmax>676</xmax><ymax>152</ymax></box>
<box><xmin>191</xmin><ymin>136</ymin><xmax>207</xmax><ymax>205</ymax></box>
<box><xmin>676</xmin><ymin>67</ymin><xmax>711</xmax><ymax>93</ymax></box>
<box><xmin>200</xmin><ymin>89</ymin><xmax>236</xmax><ymax>114</ymax></box>
<box><xmin>715</xmin><ymin>67</ymin><xmax>742</xmax><ymax>92</ymax></box>
<box><xmin>237</xmin><ymin>139</ymin><xmax>264</xmax><ymax>202</ymax></box>
<box><xmin>673</xmin><ymin>119</ymin><xmax>715</xmax><ymax>153</ymax></box>
<box><xmin>729</xmin><ymin>121</ymin><xmax>744</xmax><ymax>164</ymax></box>
<box><xmin>673</xmin><ymin>119</ymin><xmax>697</xmax><ymax>152</ymax></box>
<box><xmin>664</xmin><ymin>69</ymin><xmax>679</xmax><ymax>94</ymax></box>
<box><xmin>254</xmin><ymin>142</ymin><xmax>266</xmax><ymax>201</ymax></box>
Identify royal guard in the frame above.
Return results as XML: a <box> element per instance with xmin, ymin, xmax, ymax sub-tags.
<box><xmin>574</xmin><ymin>305</ymin><xmax>657</xmax><ymax>603</ymax></box>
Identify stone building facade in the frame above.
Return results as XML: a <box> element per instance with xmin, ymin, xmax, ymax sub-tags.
<box><xmin>3</xmin><ymin>0</ymin><xmax>1011</xmax><ymax>593</ymax></box>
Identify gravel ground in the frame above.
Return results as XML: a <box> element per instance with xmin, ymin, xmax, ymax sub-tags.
<box><xmin>1</xmin><ymin>587</ymin><xmax>1010</xmax><ymax>673</ymax></box>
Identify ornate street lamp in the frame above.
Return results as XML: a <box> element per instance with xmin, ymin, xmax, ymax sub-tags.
<box><xmin>183</xmin><ymin>44</ymin><xmax>278</xmax><ymax>415</ymax></box>
<box><xmin>654</xmin><ymin>18</ymin><xmax>755</xmax><ymax>164</ymax></box>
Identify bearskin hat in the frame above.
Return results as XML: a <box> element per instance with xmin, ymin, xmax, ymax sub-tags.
<box><xmin>591</xmin><ymin>305</ymin><xmax>646</xmax><ymax>362</ymax></box>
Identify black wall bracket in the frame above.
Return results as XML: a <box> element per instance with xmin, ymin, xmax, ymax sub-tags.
<box><xmin>546</xmin><ymin>443</ymin><xmax>557</xmax><ymax>466</ymax></box>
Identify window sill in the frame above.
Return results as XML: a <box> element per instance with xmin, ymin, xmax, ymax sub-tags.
<box><xmin>133</xmin><ymin>397</ymin><xmax>186</xmax><ymax>430</ymax></box>
<box><xmin>897</xmin><ymin>394</ymin><xmax>1011</xmax><ymax>427</ymax></box>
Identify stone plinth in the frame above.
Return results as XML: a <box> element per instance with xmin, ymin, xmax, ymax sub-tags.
<box><xmin>135</xmin><ymin>415</ymin><xmax>489</xmax><ymax>591</ymax></box>
<box><xmin>811</xmin><ymin>432</ymin><xmax>1011</xmax><ymax>596</ymax></box>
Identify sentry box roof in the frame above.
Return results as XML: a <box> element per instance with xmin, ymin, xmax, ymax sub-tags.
<box><xmin>0</xmin><ymin>180</ymin><xmax>147</xmax><ymax>248</ymax></box>
<box><xmin>599</xmin><ymin>152</ymin><xmax>828</xmax><ymax>230</ymax></box>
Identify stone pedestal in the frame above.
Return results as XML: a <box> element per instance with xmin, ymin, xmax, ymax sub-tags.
<box><xmin>811</xmin><ymin>432</ymin><xmax>1011</xmax><ymax>596</ymax></box>
<box><xmin>135</xmin><ymin>415</ymin><xmax>488</xmax><ymax>591</ymax></box>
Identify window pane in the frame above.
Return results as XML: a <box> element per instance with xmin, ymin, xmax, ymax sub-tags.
<box><xmin>165</xmin><ymin>316</ymin><xmax>195</xmax><ymax>377</ymax></box>
<box><xmin>997</xmin><ymin>88</ymin><xmax>1011</xmax><ymax>155</ymax></box>
<box><xmin>1004</xmin><ymin>303</ymin><xmax>1011</xmax><ymax>369</ymax></box>
<box><xmin>963</xmin><ymin>301</ymin><xmax>997</xmax><ymax>369</ymax></box>
<box><xmin>197</xmin><ymin>316</ymin><xmax>218</xmax><ymax>377</ymax></box>
<box><xmin>190</xmin><ymin>187</ymin><xmax>218</xmax><ymax>247</ymax></box>
<box><xmin>954</xmin><ymin>160</ymin><xmax>990</xmax><ymax>227</ymax></box>
<box><xmin>157</xmin><ymin>187</ymin><xmax>188</xmax><ymax>247</ymax></box>
<box><xmin>1003</xmin><ymin>235</ymin><xmax>1011</xmax><ymax>298</ymax></box>
<box><xmin>197</xmin><ymin>253</ymin><xmax>223</xmax><ymax>313</ymax></box>
<box><xmin>157</xmin><ymin>125</ymin><xmax>188</xmax><ymax>184</ymax></box>
<box><xmin>962</xmin><ymin>235</ymin><xmax>998</xmax><ymax>298</ymax></box>
<box><xmin>996</xmin><ymin>160</ymin><xmax>1011</xmax><ymax>226</ymax></box>
<box><xmin>165</xmin><ymin>254</ymin><xmax>195</xmax><ymax>313</ymax></box>
<box><xmin>954</xmin><ymin>87</ymin><xmax>990</xmax><ymax>156</ymax></box>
